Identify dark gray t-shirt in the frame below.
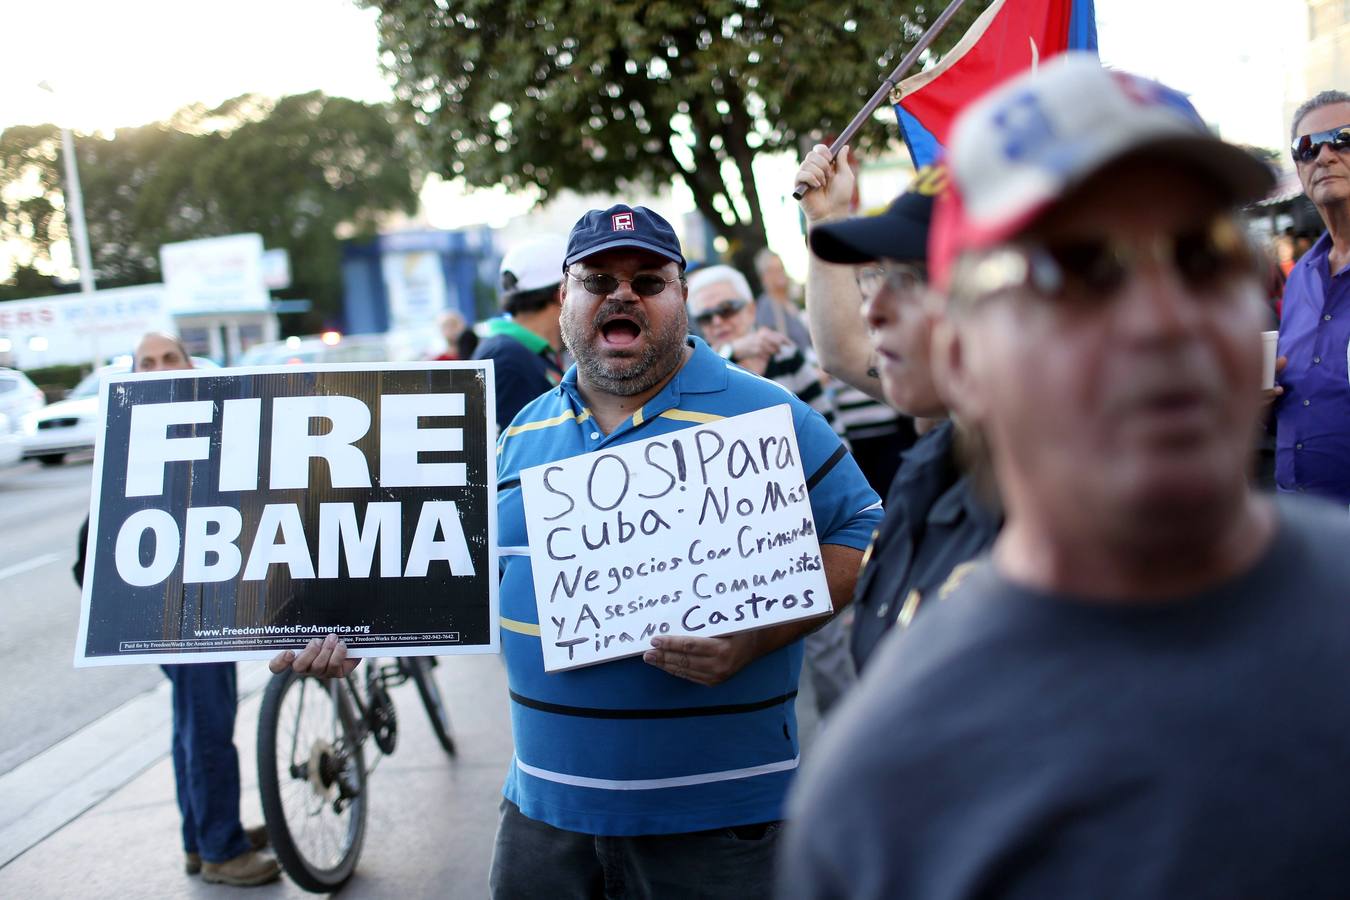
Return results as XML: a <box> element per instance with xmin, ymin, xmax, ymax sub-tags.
<box><xmin>780</xmin><ymin>497</ymin><xmax>1350</xmax><ymax>900</ymax></box>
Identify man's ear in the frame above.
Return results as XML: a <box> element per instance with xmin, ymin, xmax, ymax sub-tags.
<box><xmin>929</xmin><ymin>313</ymin><xmax>987</xmax><ymax>426</ymax></box>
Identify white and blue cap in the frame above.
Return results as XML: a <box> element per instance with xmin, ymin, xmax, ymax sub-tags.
<box><xmin>930</xmin><ymin>52</ymin><xmax>1274</xmax><ymax>289</ymax></box>
<box><xmin>500</xmin><ymin>233</ymin><xmax>569</xmax><ymax>294</ymax></box>
<box><xmin>565</xmin><ymin>204</ymin><xmax>686</xmax><ymax>270</ymax></box>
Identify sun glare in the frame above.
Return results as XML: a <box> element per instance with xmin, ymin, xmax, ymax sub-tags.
<box><xmin>2</xmin><ymin>0</ymin><xmax>393</xmax><ymax>135</ymax></box>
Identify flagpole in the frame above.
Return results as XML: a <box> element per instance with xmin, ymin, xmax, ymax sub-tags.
<box><xmin>792</xmin><ymin>0</ymin><xmax>970</xmax><ymax>200</ymax></box>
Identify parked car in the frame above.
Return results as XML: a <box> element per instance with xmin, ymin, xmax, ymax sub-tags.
<box><xmin>21</xmin><ymin>357</ymin><xmax>218</xmax><ymax>466</ymax></box>
<box><xmin>0</xmin><ymin>413</ymin><xmax>22</xmax><ymax>469</ymax></box>
<box><xmin>0</xmin><ymin>368</ymin><xmax>46</xmax><ymax>434</ymax></box>
<box><xmin>236</xmin><ymin>330</ymin><xmax>443</xmax><ymax>367</ymax></box>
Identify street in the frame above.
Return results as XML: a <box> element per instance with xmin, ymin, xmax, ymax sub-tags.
<box><xmin>0</xmin><ymin>456</ymin><xmax>161</xmax><ymax>775</ymax></box>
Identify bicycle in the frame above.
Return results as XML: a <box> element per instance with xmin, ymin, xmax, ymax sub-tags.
<box><xmin>256</xmin><ymin>655</ymin><xmax>456</xmax><ymax>893</ymax></box>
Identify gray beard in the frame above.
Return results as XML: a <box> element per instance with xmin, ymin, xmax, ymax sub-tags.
<box><xmin>562</xmin><ymin>304</ymin><xmax>688</xmax><ymax>397</ymax></box>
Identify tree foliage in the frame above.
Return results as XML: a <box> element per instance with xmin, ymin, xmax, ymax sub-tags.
<box><xmin>0</xmin><ymin>93</ymin><xmax>422</xmax><ymax>325</ymax></box>
<box><xmin>362</xmin><ymin>0</ymin><xmax>990</xmax><ymax>268</ymax></box>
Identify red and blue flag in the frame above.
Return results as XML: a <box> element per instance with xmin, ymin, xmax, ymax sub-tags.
<box><xmin>894</xmin><ymin>0</ymin><xmax>1098</xmax><ymax>166</ymax></box>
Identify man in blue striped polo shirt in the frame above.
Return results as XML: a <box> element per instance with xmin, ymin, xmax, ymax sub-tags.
<box><xmin>273</xmin><ymin>204</ymin><xmax>882</xmax><ymax>896</ymax></box>
<box><xmin>490</xmin><ymin>204</ymin><xmax>881</xmax><ymax>898</ymax></box>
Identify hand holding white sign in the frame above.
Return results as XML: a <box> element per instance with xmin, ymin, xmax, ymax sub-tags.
<box><xmin>520</xmin><ymin>404</ymin><xmax>833</xmax><ymax>672</ymax></box>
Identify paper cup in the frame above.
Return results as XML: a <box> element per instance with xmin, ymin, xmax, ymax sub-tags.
<box><xmin>1261</xmin><ymin>330</ymin><xmax>1279</xmax><ymax>390</ymax></box>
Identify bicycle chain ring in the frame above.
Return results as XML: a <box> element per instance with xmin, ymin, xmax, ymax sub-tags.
<box><xmin>370</xmin><ymin>683</ymin><xmax>398</xmax><ymax>754</ymax></box>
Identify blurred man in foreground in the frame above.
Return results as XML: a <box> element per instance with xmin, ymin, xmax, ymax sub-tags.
<box><xmin>781</xmin><ymin>55</ymin><xmax>1350</xmax><ymax>898</ymax></box>
<box><xmin>76</xmin><ymin>333</ymin><xmax>277</xmax><ymax>887</ymax></box>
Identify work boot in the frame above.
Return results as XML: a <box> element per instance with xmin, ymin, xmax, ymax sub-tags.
<box><xmin>200</xmin><ymin>850</ymin><xmax>281</xmax><ymax>887</ymax></box>
<box><xmin>185</xmin><ymin>825</ymin><xmax>269</xmax><ymax>875</ymax></box>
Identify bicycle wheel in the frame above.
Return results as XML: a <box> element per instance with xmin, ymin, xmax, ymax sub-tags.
<box><xmin>406</xmin><ymin>656</ymin><xmax>456</xmax><ymax>755</ymax></box>
<box><xmin>257</xmin><ymin>669</ymin><xmax>368</xmax><ymax>893</ymax></box>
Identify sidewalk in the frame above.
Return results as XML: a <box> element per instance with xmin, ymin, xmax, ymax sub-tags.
<box><xmin>0</xmin><ymin>655</ymin><xmax>514</xmax><ymax>899</ymax></box>
<box><xmin>0</xmin><ymin>654</ymin><xmax>824</xmax><ymax>899</ymax></box>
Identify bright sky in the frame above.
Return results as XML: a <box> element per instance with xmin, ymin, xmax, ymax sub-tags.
<box><xmin>1</xmin><ymin>0</ymin><xmax>391</xmax><ymax>135</ymax></box>
<box><xmin>0</xmin><ymin>0</ymin><xmax>1315</xmax><ymax>264</ymax></box>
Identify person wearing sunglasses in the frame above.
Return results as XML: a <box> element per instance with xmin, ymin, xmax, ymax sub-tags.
<box><xmin>689</xmin><ymin>264</ymin><xmax>842</xmax><ymax>436</ymax></box>
<box><xmin>472</xmin><ymin>234</ymin><xmax>569</xmax><ymax>430</ymax></box>
<box><xmin>687</xmin><ymin>263</ymin><xmax>858</xmax><ymax>718</ymax></box>
<box><xmin>279</xmin><ymin>208</ymin><xmax>882</xmax><ymax>900</ymax></box>
<box><xmin>793</xmin><ymin>150</ymin><xmax>1001</xmax><ymax>674</ymax></box>
<box><xmin>1274</xmin><ymin>89</ymin><xmax>1350</xmax><ymax>508</ymax></box>
<box><xmin>780</xmin><ymin>55</ymin><xmax>1350</xmax><ymax>899</ymax></box>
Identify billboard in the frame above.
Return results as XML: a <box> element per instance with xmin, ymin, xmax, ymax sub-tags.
<box><xmin>159</xmin><ymin>233</ymin><xmax>270</xmax><ymax>314</ymax></box>
<box><xmin>0</xmin><ymin>285</ymin><xmax>173</xmax><ymax>368</ymax></box>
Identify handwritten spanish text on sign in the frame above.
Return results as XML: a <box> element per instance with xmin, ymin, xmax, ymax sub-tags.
<box><xmin>520</xmin><ymin>404</ymin><xmax>831</xmax><ymax>672</ymax></box>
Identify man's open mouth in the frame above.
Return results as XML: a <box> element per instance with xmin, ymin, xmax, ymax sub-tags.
<box><xmin>599</xmin><ymin>317</ymin><xmax>642</xmax><ymax>348</ymax></box>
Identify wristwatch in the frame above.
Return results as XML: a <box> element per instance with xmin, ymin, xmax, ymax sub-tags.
<box><xmin>718</xmin><ymin>343</ymin><xmax>736</xmax><ymax>362</ymax></box>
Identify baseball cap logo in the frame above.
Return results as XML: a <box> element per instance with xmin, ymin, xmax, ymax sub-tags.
<box><xmin>611</xmin><ymin>212</ymin><xmax>635</xmax><ymax>231</ymax></box>
<box><xmin>992</xmin><ymin>91</ymin><xmax>1057</xmax><ymax>165</ymax></box>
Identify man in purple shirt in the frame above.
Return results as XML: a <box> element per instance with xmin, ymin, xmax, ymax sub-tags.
<box><xmin>1277</xmin><ymin>90</ymin><xmax>1350</xmax><ymax>508</ymax></box>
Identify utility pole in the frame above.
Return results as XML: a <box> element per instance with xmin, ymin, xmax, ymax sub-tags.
<box><xmin>38</xmin><ymin>81</ymin><xmax>96</xmax><ymax>295</ymax></box>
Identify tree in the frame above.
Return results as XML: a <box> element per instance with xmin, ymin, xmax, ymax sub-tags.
<box><xmin>0</xmin><ymin>93</ymin><xmax>423</xmax><ymax>326</ymax></box>
<box><xmin>0</xmin><ymin>124</ymin><xmax>65</xmax><ymax>281</ymax></box>
<box><xmin>361</xmin><ymin>0</ymin><xmax>990</xmax><ymax>273</ymax></box>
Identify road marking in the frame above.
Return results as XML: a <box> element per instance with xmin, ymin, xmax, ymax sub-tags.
<box><xmin>0</xmin><ymin>553</ymin><xmax>61</xmax><ymax>582</ymax></box>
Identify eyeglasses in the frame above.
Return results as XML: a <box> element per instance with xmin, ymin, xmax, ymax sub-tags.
<box><xmin>950</xmin><ymin>216</ymin><xmax>1255</xmax><ymax>305</ymax></box>
<box><xmin>1291</xmin><ymin>124</ymin><xmax>1350</xmax><ymax>163</ymax></box>
<box><xmin>568</xmin><ymin>271</ymin><xmax>679</xmax><ymax>296</ymax></box>
<box><xmin>855</xmin><ymin>263</ymin><xmax>927</xmax><ymax>297</ymax></box>
<box><xmin>692</xmin><ymin>299</ymin><xmax>749</xmax><ymax>326</ymax></box>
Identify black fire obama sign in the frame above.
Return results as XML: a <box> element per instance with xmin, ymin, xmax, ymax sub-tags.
<box><xmin>74</xmin><ymin>362</ymin><xmax>498</xmax><ymax>666</ymax></box>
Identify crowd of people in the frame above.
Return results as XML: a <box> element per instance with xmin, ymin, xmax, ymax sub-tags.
<box><xmin>107</xmin><ymin>50</ymin><xmax>1350</xmax><ymax>897</ymax></box>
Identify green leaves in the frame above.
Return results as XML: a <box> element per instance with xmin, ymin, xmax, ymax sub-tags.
<box><xmin>361</xmin><ymin>0</ymin><xmax>991</xmax><ymax>267</ymax></box>
<box><xmin>1</xmin><ymin>93</ymin><xmax>421</xmax><ymax>324</ymax></box>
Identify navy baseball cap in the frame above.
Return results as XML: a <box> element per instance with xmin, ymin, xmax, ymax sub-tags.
<box><xmin>565</xmin><ymin>204</ymin><xmax>686</xmax><ymax>269</ymax></box>
<box><xmin>809</xmin><ymin>164</ymin><xmax>946</xmax><ymax>266</ymax></box>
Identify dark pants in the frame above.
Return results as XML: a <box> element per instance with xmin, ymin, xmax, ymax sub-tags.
<box><xmin>162</xmin><ymin>662</ymin><xmax>250</xmax><ymax>863</ymax></box>
<box><xmin>489</xmin><ymin>799</ymin><xmax>780</xmax><ymax>900</ymax></box>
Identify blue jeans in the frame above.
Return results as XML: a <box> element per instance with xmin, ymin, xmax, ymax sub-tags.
<box><xmin>162</xmin><ymin>662</ymin><xmax>251</xmax><ymax>863</ymax></box>
<box><xmin>489</xmin><ymin>799</ymin><xmax>780</xmax><ymax>899</ymax></box>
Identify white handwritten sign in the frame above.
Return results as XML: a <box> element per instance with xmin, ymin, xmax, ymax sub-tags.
<box><xmin>520</xmin><ymin>404</ymin><xmax>831</xmax><ymax>671</ymax></box>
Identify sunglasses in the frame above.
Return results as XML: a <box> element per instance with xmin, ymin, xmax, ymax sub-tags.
<box><xmin>950</xmin><ymin>216</ymin><xmax>1255</xmax><ymax>305</ymax></box>
<box><xmin>1291</xmin><ymin>124</ymin><xmax>1350</xmax><ymax>163</ymax></box>
<box><xmin>568</xmin><ymin>272</ymin><xmax>678</xmax><ymax>297</ymax></box>
<box><xmin>855</xmin><ymin>263</ymin><xmax>927</xmax><ymax>297</ymax></box>
<box><xmin>692</xmin><ymin>299</ymin><xmax>749</xmax><ymax>326</ymax></box>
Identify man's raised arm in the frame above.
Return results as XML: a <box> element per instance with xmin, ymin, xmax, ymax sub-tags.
<box><xmin>796</xmin><ymin>144</ymin><xmax>888</xmax><ymax>403</ymax></box>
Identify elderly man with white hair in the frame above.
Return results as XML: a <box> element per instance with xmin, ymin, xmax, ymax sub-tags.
<box><xmin>689</xmin><ymin>264</ymin><xmax>842</xmax><ymax>436</ymax></box>
<box><xmin>688</xmin><ymin>263</ymin><xmax>856</xmax><ymax>716</ymax></box>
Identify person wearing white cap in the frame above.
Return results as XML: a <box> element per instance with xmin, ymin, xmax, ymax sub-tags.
<box><xmin>779</xmin><ymin>54</ymin><xmax>1350</xmax><ymax>898</ymax></box>
<box><xmin>473</xmin><ymin>234</ymin><xmax>569</xmax><ymax>429</ymax></box>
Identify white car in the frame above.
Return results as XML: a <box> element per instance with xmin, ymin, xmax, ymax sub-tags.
<box><xmin>21</xmin><ymin>358</ymin><xmax>218</xmax><ymax>466</ymax></box>
<box><xmin>0</xmin><ymin>368</ymin><xmax>46</xmax><ymax>434</ymax></box>
<box><xmin>0</xmin><ymin>413</ymin><xmax>22</xmax><ymax>469</ymax></box>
